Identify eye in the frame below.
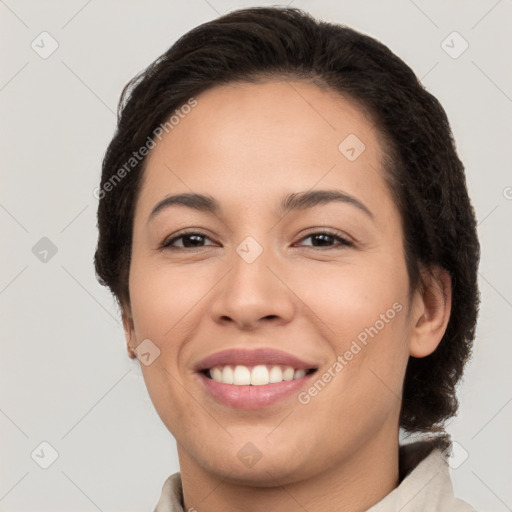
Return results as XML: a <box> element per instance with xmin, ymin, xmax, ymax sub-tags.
<box><xmin>160</xmin><ymin>229</ymin><xmax>353</xmax><ymax>251</ymax></box>
<box><xmin>295</xmin><ymin>230</ymin><xmax>353</xmax><ymax>249</ymax></box>
<box><xmin>161</xmin><ymin>230</ymin><xmax>216</xmax><ymax>249</ymax></box>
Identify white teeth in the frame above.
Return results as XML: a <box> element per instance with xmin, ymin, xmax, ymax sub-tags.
<box><xmin>250</xmin><ymin>365</ymin><xmax>269</xmax><ymax>385</ymax></box>
<box><xmin>269</xmin><ymin>365</ymin><xmax>283</xmax><ymax>383</ymax></box>
<box><xmin>222</xmin><ymin>365</ymin><xmax>234</xmax><ymax>384</ymax></box>
<box><xmin>283</xmin><ymin>367</ymin><xmax>295</xmax><ymax>381</ymax></box>
<box><xmin>233</xmin><ymin>365</ymin><xmax>251</xmax><ymax>385</ymax></box>
<box><xmin>207</xmin><ymin>364</ymin><xmax>312</xmax><ymax>385</ymax></box>
<box><xmin>212</xmin><ymin>367</ymin><xmax>222</xmax><ymax>381</ymax></box>
<box><xmin>294</xmin><ymin>369</ymin><xmax>306</xmax><ymax>380</ymax></box>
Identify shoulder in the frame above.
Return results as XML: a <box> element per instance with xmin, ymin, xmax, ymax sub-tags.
<box><xmin>367</xmin><ymin>438</ymin><xmax>477</xmax><ymax>511</ymax></box>
<box><xmin>153</xmin><ymin>472</ymin><xmax>184</xmax><ymax>512</ymax></box>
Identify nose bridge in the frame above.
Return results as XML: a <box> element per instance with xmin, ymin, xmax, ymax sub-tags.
<box><xmin>209</xmin><ymin>231</ymin><xmax>295</xmax><ymax>327</ymax></box>
<box><xmin>229</xmin><ymin>233</ymin><xmax>279</xmax><ymax>302</ymax></box>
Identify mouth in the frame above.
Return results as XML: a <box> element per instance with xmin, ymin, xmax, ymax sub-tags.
<box><xmin>194</xmin><ymin>347</ymin><xmax>320</xmax><ymax>409</ymax></box>
<box><xmin>201</xmin><ymin>364</ymin><xmax>317</xmax><ymax>385</ymax></box>
<box><xmin>197</xmin><ymin>365</ymin><xmax>319</xmax><ymax>409</ymax></box>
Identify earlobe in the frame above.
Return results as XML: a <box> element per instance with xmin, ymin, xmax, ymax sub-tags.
<box><xmin>409</xmin><ymin>267</ymin><xmax>452</xmax><ymax>358</ymax></box>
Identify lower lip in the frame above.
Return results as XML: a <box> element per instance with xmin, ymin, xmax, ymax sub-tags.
<box><xmin>197</xmin><ymin>371</ymin><xmax>317</xmax><ymax>409</ymax></box>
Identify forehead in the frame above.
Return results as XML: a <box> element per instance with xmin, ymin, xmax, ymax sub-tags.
<box><xmin>137</xmin><ymin>79</ymin><xmax>390</xmax><ymax>218</ymax></box>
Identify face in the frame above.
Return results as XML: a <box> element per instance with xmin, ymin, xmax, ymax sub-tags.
<box><xmin>124</xmin><ymin>80</ymin><xmax>419</xmax><ymax>485</ymax></box>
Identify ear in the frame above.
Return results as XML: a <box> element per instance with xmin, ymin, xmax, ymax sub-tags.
<box><xmin>121</xmin><ymin>302</ymin><xmax>137</xmax><ymax>360</ymax></box>
<box><xmin>409</xmin><ymin>266</ymin><xmax>452</xmax><ymax>358</ymax></box>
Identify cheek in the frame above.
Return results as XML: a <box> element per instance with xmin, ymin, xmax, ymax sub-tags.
<box><xmin>128</xmin><ymin>259</ymin><xmax>216</xmax><ymax>341</ymax></box>
<box><xmin>294</xmin><ymin>258</ymin><xmax>408</xmax><ymax>341</ymax></box>
<box><xmin>128</xmin><ymin>261</ymin><xmax>218</xmax><ymax>433</ymax></box>
<box><xmin>292</xmin><ymin>259</ymin><xmax>410</xmax><ymax>397</ymax></box>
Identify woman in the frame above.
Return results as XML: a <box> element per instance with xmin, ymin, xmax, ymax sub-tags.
<box><xmin>94</xmin><ymin>6</ymin><xmax>480</xmax><ymax>511</ymax></box>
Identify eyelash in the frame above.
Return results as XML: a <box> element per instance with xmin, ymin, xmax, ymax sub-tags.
<box><xmin>160</xmin><ymin>229</ymin><xmax>353</xmax><ymax>251</ymax></box>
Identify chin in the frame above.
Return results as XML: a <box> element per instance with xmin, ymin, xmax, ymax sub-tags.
<box><xmin>205</xmin><ymin>438</ymin><xmax>311</xmax><ymax>484</ymax></box>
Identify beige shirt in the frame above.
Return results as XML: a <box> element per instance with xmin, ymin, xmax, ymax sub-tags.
<box><xmin>153</xmin><ymin>439</ymin><xmax>476</xmax><ymax>511</ymax></box>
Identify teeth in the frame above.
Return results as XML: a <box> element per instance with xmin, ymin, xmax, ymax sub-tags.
<box><xmin>251</xmin><ymin>365</ymin><xmax>269</xmax><ymax>385</ymax></box>
<box><xmin>222</xmin><ymin>365</ymin><xmax>234</xmax><ymax>384</ymax></box>
<box><xmin>293</xmin><ymin>369</ymin><xmax>306</xmax><ymax>379</ymax></box>
<box><xmin>207</xmin><ymin>364</ymin><xmax>311</xmax><ymax>385</ymax></box>
<box><xmin>212</xmin><ymin>367</ymin><xmax>222</xmax><ymax>382</ymax></box>
<box><xmin>233</xmin><ymin>365</ymin><xmax>251</xmax><ymax>385</ymax></box>
<box><xmin>283</xmin><ymin>367</ymin><xmax>295</xmax><ymax>381</ymax></box>
<box><xmin>269</xmin><ymin>365</ymin><xmax>283</xmax><ymax>383</ymax></box>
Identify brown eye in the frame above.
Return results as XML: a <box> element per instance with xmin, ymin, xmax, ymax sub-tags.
<box><xmin>296</xmin><ymin>231</ymin><xmax>352</xmax><ymax>249</ymax></box>
<box><xmin>161</xmin><ymin>231</ymin><xmax>216</xmax><ymax>249</ymax></box>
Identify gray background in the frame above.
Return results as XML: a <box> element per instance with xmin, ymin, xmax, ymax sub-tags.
<box><xmin>1</xmin><ymin>0</ymin><xmax>511</xmax><ymax>511</ymax></box>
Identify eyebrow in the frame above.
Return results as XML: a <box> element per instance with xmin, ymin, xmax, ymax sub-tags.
<box><xmin>148</xmin><ymin>189</ymin><xmax>373</xmax><ymax>221</ymax></box>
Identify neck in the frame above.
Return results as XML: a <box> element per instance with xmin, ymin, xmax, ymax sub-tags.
<box><xmin>178</xmin><ymin>429</ymin><xmax>400</xmax><ymax>512</ymax></box>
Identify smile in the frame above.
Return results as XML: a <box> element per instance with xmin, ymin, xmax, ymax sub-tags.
<box><xmin>205</xmin><ymin>364</ymin><xmax>316</xmax><ymax>385</ymax></box>
<box><xmin>194</xmin><ymin>347</ymin><xmax>319</xmax><ymax>409</ymax></box>
<box><xmin>198</xmin><ymin>366</ymin><xmax>318</xmax><ymax>409</ymax></box>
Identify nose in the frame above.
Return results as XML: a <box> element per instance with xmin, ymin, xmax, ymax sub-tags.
<box><xmin>209</xmin><ymin>242</ymin><xmax>295</xmax><ymax>331</ymax></box>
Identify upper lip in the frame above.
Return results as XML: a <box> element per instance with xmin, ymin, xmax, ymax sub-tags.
<box><xmin>194</xmin><ymin>348</ymin><xmax>319</xmax><ymax>372</ymax></box>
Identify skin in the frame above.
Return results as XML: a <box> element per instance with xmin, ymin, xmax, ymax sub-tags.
<box><xmin>122</xmin><ymin>80</ymin><xmax>451</xmax><ymax>512</ymax></box>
